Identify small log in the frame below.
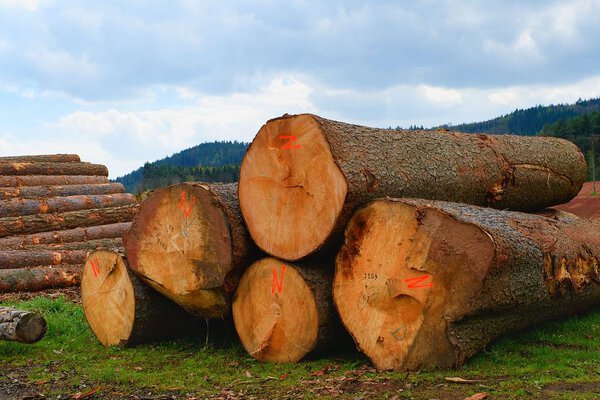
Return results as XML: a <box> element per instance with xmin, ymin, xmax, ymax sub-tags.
<box><xmin>0</xmin><ymin>161</ymin><xmax>108</xmax><ymax>176</ymax></box>
<box><xmin>0</xmin><ymin>249</ymin><xmax>89</xmax><ymax>269</ymax></box>
<box><xmin>239</xmin><ymin>113</ymin><xmax>586</xmax><ymax>260</ymax></box>
<box><xmin>333</xmin><ymin>198</ymin><xmax>600</xmax><ymax>371</ymax></box>
<box><xmin>0</xmin><ymin>193</ymin><xmax>136</xmax><ymax>218</ymax></box>
<box><xmin>0</xmin><ymin>307</ymin><xmax>47</xmax><ymax>343</ymax></box>
<box><xmin>14</xmin><ymin>238</ymin><xmax>122</xmax><ymax>251</ymax></box>
<box><xmin>0</xmin><ymin>183</ymin><xmax>124</xmax><ymax>199</ymax></box>
<box><xmin>0</xmin><ymin>266</ymin><xmax>80</xmax><ymax>293</ymax></box>
<box><xmin>0</xmin><ymin>222</ymin><xmax>131</xmax><ymax>247</ymax></box>
<box><xmin>233</xmin><ymin>257</ymin><xmax>346</xmax><ymax>363</ymax></box>
<box><xmin>81</xmin><ymin>250</ymin><xmax>197</xmax><ymax>346</ymax></box>
<box><xmin>0</xmin><ymin>204</ymin><xmax>139</xmax><ymax>238</ymax></box>
<box><xmin>0</xmin><ymin>154</ymin><xmax>80</xmax><ymax>163</ymax></box>
<box><xmin>123</xmin><ymin>182</ymin><xmax>258</xmax><ymax>318</ymax></box>
<box><xmin>0</xmin><ymin>175</ymin><xmax>108</xmax><ymax>187</ymax></box>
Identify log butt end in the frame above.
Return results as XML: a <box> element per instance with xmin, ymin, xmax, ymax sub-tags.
<box><xmin>233</xmin><ymin>258</ymin><xmax>319</xmax><ymax>363</ymax></box>
<box><xmin>239</xmin><ymin>114</ymin><xmax>348</xmax><ymax>260</ymax></box>
<box><xmin>16</xmin><ymin>313</ymin><xmax>47</xmax><ymax>344</ymax></box>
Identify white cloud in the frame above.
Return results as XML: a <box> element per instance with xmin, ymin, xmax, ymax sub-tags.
<box><xmin>417</xmin><ymin>85</ymin><xmax>463</xmax><ymax>106</ymax></box>
<box><xmin>0</xmin><ymin>0</ymin><xmax>44</xmax><ymax>11</ymax></box>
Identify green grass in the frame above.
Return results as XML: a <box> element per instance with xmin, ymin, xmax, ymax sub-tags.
<box><xmin>2</xmin><ymin>296</ymin><xmax>600</xmax><ymax>399</ymax></box>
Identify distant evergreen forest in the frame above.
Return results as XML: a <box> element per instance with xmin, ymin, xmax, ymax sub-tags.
<box><xmin>115</xmin><ymin>141</ymin><xmax>248</xmax><ymax>193</ymax></box>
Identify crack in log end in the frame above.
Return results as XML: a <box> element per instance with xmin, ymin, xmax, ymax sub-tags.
<box><xmin>414</xmin><ymin>208</ymin><xmax>426</xmax><ymax>226</ymax></box>
<box><xmin>543</xmin><ymin>253</ymin><xmax>600</xmax><ymax>299</ymax></box>
<box><xmin>362</xmin><ymin>169</ymin><xmax>380</xmax><ymax>193</ymax></box>
<box><xmin>338</xmin><ymin>211</ymin><xmax>373</xmax><ymax>278</ymax></box>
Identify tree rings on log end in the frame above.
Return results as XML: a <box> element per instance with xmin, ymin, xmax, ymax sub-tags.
<box><xmin>233</xmin><ymin>258</ymin><xmax>320</xmax><ymax>363</ymax></box>
<box><xmin>81</xmin><ymin>250</ymin><xmax>136</xmax><ymax>346</ymax></box>
<box><xmin>333</xmin><ymin>200</ymin><xmax>494</xmax><ymax>371</ymax></box>
<box><xmin>239</xmin><ymin>114</ymin><xmax>347</xmax><ymax>261</ymax></box>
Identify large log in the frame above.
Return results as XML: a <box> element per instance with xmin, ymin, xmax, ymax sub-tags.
<box><xmin>0</xmin><ymin>307</ymin><xmax>47</xmax><ymax>343</ymax></box>
<box><xmin>239</xmin><ymin>113</ymin><xmax>586</xmax><ymax>260</ymax></box>
<box><xmin>0</xmin><ymin>249</ymin><xmax>89</xmax><ymax>269</ymax></box>
<box><xmin>0</xmin><ymin>204</ymin><xmax>138</xmax><ymax>238</ymax></box>
<box><xmin>0</xmin><ymin>266</ymin><xmax>80</xmax><ymax>293</ymax></box>
<box><xmin>81</xmin><ymin>250</ymin><xmax>197</xmax><ymax>346</ymax></box>
<box><xmin>0</xmin><ymin>154</ymin><xmax>80</xmax><ymax>163</ymax></box>
<box><xmin>0</xmin><ymin>222</ymin><xmax>131</xmax><ymax>247</ymax></box>
<box><xmin>0</xmin><ymin>183</ymin><xmax>124</xmax><ymax>199</ymax></box>
<box><xmin>0</xmin><ymin>161</ymin><xmax>108</xmax><ymax>176</ymax></box>
<box><xmin>0</xmin><ymin>193</ymin><xmax>136</xmax><ymax>218</ymax></box>
<box><xmin>333</xmin><ymin>198</ymin><xmax>600</xmax><ymax>371</ymax></box>
<box><xmin>233</xmin><ymin>257</ymin><xmax>345</xmax><ymax>363</ymax></box>
<box><xmin>123</xmin><ymin>182</ymin><xmax>258</xmax><ymax>318</ymax></box>
<box><xmin>0</xmin><ymin>175</ymin><xmax>108</xmax><ymax>188</ymax></box>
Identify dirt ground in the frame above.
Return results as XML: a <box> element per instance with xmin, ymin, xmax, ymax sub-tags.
<box><xmin>553</xmin><ymin>181</ymin><xmax>600</xmax><ymax>219</ymax></box>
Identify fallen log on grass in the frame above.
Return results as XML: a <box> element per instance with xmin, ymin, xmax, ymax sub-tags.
<box><xmin>81</xmin><ymin>250</ymin><xmax>197</xmax><ymax>346</ymax></box>
<box><xmin>0</xmin><ymin>307</ymin><xmax>47</xmax><ymax>343</ymax></box>
<box><xmin>0</xmin><ymin>193</ymin><xmax>136</xmax><ymax>217</ymax></box>
<box><xmin>0</xmin><ymin>266</ymin><xmax>80</xmax><ymax>292</ymax></box>
<box><xmin>333</xmin><ymin>198</ymin><xmax>600</xmax><ymax>371</ymax></box>
<box><xmin>124</xmin><ymin>183</ymin><xmax>258</xmax><ymax>318</ymax></box>
<box><xmin>0</xmin><ymin>204</ymin><xmax>139</xmax><ymax>238</ymax></box>
<box><xmin>239</xmin><ymin>113</ymin><xmax>586</xmax><ymax>260</ymax></box>
<box><xmin>233</xmin><ymin>257</ymin><xmax>347</xmax><ymax>363</ymax></box>
<box><xmin>0</xmin><ymin>183</ymin><xmax>125</xmax><ymax>199</ymax></box>
<box><xmin>0</xmin><ymin>175</ymin><xmax>108</xmax><ymax>188</ymax></box>
<box><xmin>0</xmin><ymin>222</ymin><xmax>131</xmax><ymax>247</ymax></box>
<box><xmin>0</xmin><ymin>161</ymin><xmax>108</xmax><ymax>176</ymax></box>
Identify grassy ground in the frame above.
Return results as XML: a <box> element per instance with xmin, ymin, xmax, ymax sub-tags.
<box><xmin>1</xmin><ymin>296</ymin><xmax>600</xmax><ymax>399</ymax></box>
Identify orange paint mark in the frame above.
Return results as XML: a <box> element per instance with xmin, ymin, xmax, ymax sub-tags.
<box><xmin>279</xmin><ymin>135</ymin><xmax>301</xmax><ymax>149</ymax></box>
<box><xmin>89</xmin><ymin>257</ymin><xmax>100</xmax><ymax>277</ymax></box>
<box><xmin>404</xmin><ymin>274</ymin><xmax>433</xmax><ymax>289</ymax></box>
<box><xmin>271</xmin><ymin>265</ymin><xmax>286</xmax><ymax>294</ymax></box>
<box><xmin>178</xmin><ymin>191</ymin><xmax>196</xmax><ymax>218</ymax></box>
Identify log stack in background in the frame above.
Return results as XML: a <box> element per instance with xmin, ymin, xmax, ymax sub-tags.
<box><xmin>0</xmin><ymin>154</ymin><xmax>138</xmax><ymax>294</ymax></box>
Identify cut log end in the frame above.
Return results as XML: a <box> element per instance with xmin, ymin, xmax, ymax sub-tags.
<box><xmin>233</xmin><ymin>258</ymin><xmax>320</xmax><ymax>363</ymax></box>
<box><xmin>239</xmin><ymin>114</ymin><xmax>347</xmax><ymax>260</ymax></box>
<box><xmin>333</xmin><ymin>200</ymin><xmax>494</xmax><ymax>371</ymax></box>
<box><xmin>16</xmin><ymin>313</ymin><xmax>47</xmax><ymax>344</ymax></box>
<box><xmin>81</xmin><ymin>250</ymin><xmax>135</xmax><ymax>346</ymax></box>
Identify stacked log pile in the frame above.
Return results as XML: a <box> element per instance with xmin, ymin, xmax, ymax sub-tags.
<box><xmin>84</xmin><ymin>113</ymin><xmax>600</xmax><ymax>371</ymax></box>
<box><xmin>0</xmin><ymin>154</ymin><xmax>138</xmax><ymax>293</ymax></box>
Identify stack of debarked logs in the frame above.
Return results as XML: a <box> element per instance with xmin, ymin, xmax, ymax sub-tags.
<box><xmin>81</xmin><ymin>114</ymin><xmax>600</xmax><ymax>371</ymax></box>
<box><xmin>0</xmin><ymin>154</ymin><xmax>137</xmax><ymax>294</ymax></box>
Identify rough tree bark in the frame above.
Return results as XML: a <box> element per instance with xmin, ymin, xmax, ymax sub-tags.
<box><xmin>0</xmin><ymin>161</ymin><xmax>108</xmax><ymax>176</ymax></box>
<box><xmin>0</xmin><ymin>307</ymin><xmax>47</xmax><ymax>343</ymax></box>
<box><xmin>0</xmin><ymin>175</ymin><xmax>108</xmax><ymax>187</ymax></box>
<box><xmin>239</xmin><ymin>113</ymin><xmax>586</xmax><ymax>260</ymax></box>
<box><xmin>81</xmin><ymin>250</ymin><xmax>197</xmax><ymax>346</ymax></box>
<box><xmin>0</xmin><ymin>222</ymin><xmax>131</xmax><ymax>247</ymax></box>
<box><xmin>0</xmin><ymin>193</ymin><xmax>136</xmax><ymax>217</ymax></box>
<box><xmin>13</xmin><ymin>238</ymin><xmax>123</xmax><ymax>251</ymax></box>
<box><xmin>333</xmin><ymin>198</ymin><xmax>600</xmax><ymax>371</ymax></box>
<box><xmin>0</xmin><ymin>154</ymin><xmax>80</xmax><ymax>163</ymax></box>
<box><xmin>123</xmin><ymin>182</ymin><xmax>258</xmax><ymax>318</ymax></box>
<box><xmin>0</xmin><ymin>204</ymin><xmax>139</xmax><ymax>238</ymax></box>
<box><xmin>233</xmin><ymin>257</ymin><xmax>347</xmax><ymax>363</ymax></box>
<box><xmin>0</xmin><ymin>183</ymin><xmax>125</xmax><ymax>199</ymax></box>
<box><xmin>0</xmin><ymin>249</ymin><xmax>89</xmax><ymax>269</ymax></box>
<box><xmin>0</xmin><ymin>266</ymin><xmax>80</xmax><ymax>293</ymax></box>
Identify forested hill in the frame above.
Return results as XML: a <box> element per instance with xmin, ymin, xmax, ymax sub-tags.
<box><xmin>115</xmin><ymin>141</ymin><xmax>248</xmax><ymax>193</ymax></box>
<box><xmin>446</xmin><ymin>98</ymin><xmax>600</xmax><ymax>135</ymax></box>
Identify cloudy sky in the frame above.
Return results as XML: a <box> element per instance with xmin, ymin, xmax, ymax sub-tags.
<box><xmin>1</xmin><ymin>0</ymin><xmax>600</xmax><ymax>177</ymax></box>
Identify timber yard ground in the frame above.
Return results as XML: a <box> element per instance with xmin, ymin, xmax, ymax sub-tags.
<box><xmin>2</xmin><ymin>294</ymin><xmax>600</xmax><ymax>399</ymax></box>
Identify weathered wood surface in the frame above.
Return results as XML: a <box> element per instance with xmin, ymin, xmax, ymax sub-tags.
<box><xmin>124</xmin><ymin>182</ymin><xmax>258</xmax><ymax>318</ymax></box>
<box><xmin>81</xmin><ymin>250</ymin><xmax>197</xmax><ymax>346</ymax></box>
<box><xmin>0</xmin><ymin>266</ymin><xmax>80</xmax><ymax>293</ymax></box>
<box><xmin>333</xmin><ymin>198</ymin><xmax>600</xmax><ymax>371</ymax></box>
<box><xmin>0</xmin><ymin>183</ymin><xmax>124</xmax><ymax>199</ymax></box>
<box><xmin>0</xmin><ymin>161</ymin><xmax>108</xmax><ymax>176</ymax></box>
<box><xmin>233</xmin><ymin>257</ymin><xmax>347</xmax><ymax>363</ymax></box>
<box><xmin>239</xmin><ymin>113</ymin><xmax>586</xmax><ymax>260</ymax></box>
<box><xmin>0</xmin><ymin>249</ymin><xmax>89</xmax><ymax>269</ymax></box>
<box><xmin>0</xmin><ymin>204</ymin><xmax>139</xmax><ymax>238</ymax></box>
<box><xmin>0</xmin><ymin>154</ymin><xmax>80</xmax><ymax>163</ymax></box>
<box><xmin>0</xmin><ymin>222</ymin><xmax>131</xmax><ymax>248</ymax></box>
<box><xmin>0</xmin><ymin>193</ymin><xmax>136</xmax><ymax>217</ymax></box>
<box><xmin>0</xmin><ymin>307</ymin><xmax>47</xmax><ymax>343</ymax></box>
<box><xmin>12</xmin><ymin>238</ymin><xmax>122</xmax><ymax>251</ymax></box>
<box><xmin>0</xmin><ymin>175</ymin><xmax>108</xmax><ymax>188</ymax></box>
